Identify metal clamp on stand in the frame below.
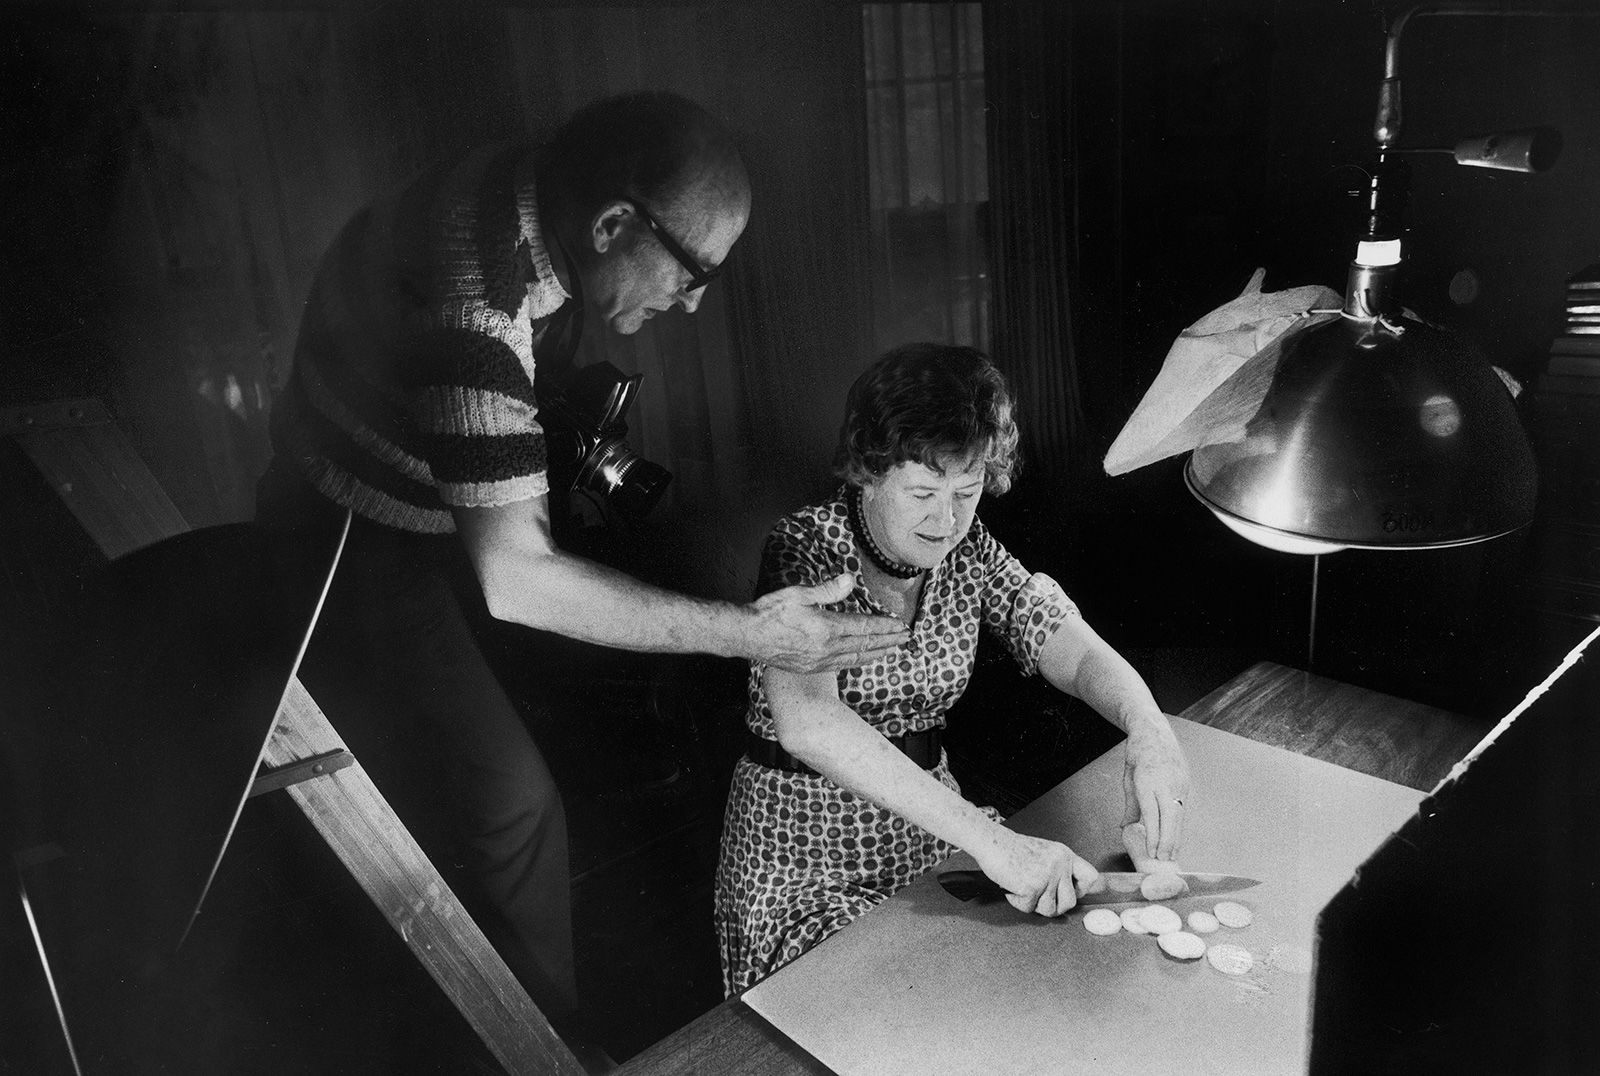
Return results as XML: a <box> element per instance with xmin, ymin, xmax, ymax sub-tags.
<box><xmin>248</xmin><ymin>749</ymin><xmax>355</xmax><ymax>799</ymax></box>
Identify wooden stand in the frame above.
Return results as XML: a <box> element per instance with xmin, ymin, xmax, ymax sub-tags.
<box><xmin>4</xmin><ymin>399</ymin><xmax>584</xmax><ymax>1076</ymax></box>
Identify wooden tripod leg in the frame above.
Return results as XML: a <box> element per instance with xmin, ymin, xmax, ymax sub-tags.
<box><xmin>6</xmin><ymin>400</ymin><xmax>588</xmax><ymax>1073</ymax></box>
<box><xmin>2</xmin><ymin>399</ymin><xmax>189</xmax><ymax>560</ymax></box>
<box><xmin>265</xmin><ymin>678</ymin><xmax>587</xmax><ymax>1076</ymax></box>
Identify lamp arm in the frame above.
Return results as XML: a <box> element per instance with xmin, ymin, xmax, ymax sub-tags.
<box><xmin>1376</xmin><ymin>3</ymin><xmax>1600</xmax><ymax>147</ymax></box>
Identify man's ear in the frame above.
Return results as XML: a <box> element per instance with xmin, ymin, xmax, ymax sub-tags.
<box><xmin>590</xmin><ymin>200</ymin><xmax>635</xmax><ymax>254</ymax></box>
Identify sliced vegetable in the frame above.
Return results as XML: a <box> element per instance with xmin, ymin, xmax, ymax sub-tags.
<box><xmin>1124</xmin><ymin>821</ymin><xmax>1186</xmax><ymax>899</ymax></box>
<box><xmin>1139</xmin><ymin>905</ymin><xmax>1182</xmax><ymax>935</ymax></box>
<box><xmin>1157</xmin><ymin>931</ymin><xmax>1206</xmax><ymax>961</ymax></box>
<box><xmin>1140</xmin><ymin>871</ymin><xmax>1187</xmax><ymax>901</ymax></box>
<box><xmin>1213</xmin><ymin>900</ymin><xmax>1254</xmax><ymax>928</ymax></box>
<box><xmin>1083</xmin><ymin>908</ymin><xmax>1123</xmax><ymax>936</ymax></box>
<box><xmin>1120</xmin><ymin>907</ymin><xmax>1152</xmax><ymax>935</ymax></box>
<box><xmin>1207</xmin><ymin>942</ymin><xmax>1254</xmax><ymax>975</ymax></box>
<box><xmin>1186</xmin><ymin>910</ymin><xmax>1220</xmax><ymax>934</ymax></box>
<box><xmin>1105</xmin><ymin>873</ymin><xmax>1144</xmax><ymax>896</ymax></box>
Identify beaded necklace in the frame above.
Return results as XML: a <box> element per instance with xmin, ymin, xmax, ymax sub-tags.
<box><xmin>847</xmin><ymin>484</ymin><xmax>925</xmax><ymax>580</ymax></box>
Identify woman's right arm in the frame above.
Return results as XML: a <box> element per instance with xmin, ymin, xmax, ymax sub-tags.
<box><xmin>767</xmin><ymin>666</ymin><xmax>1099</xmax><ymax>917</ymax></box>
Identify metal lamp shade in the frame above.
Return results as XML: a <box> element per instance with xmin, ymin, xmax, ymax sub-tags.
<box><xmin>1185</xmin><ymin>314</ymin><xmax>1537</xmax><ymax>551</ymax></box>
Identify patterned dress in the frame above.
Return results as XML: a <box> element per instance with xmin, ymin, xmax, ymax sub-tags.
<box><xmin>715</xmin><ymin>487</ymin><xmax>1080</xmax><ymax>996</ymax></box>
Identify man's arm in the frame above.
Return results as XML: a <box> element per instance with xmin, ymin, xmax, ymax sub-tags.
<box><xmin>453</xmin><ymin>497</ymin><xmax>908</xmax><ymax>672</ymax></box>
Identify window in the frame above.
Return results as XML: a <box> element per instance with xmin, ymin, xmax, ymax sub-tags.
<box><xmin>863</xmin><ymin>4</ymin><xmax>989</xmax><ymax>351</ymax></box>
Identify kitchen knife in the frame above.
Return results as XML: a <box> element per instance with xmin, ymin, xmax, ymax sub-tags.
<box><xmin>937</xmin><ymin>869</ymin><xmax>1261</xmax><ymax>906</ymax></box>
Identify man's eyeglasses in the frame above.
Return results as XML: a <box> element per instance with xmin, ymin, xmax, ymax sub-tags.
<box><xmin>624</xmin><ymin>198</ymin><xmax>722</xmax><ymax>293</ymax></box>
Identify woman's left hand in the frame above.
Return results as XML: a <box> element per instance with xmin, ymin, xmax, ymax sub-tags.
<box><xmin>1121</xmin><ymin>720</ymin><xmax>1191</xmax><ymax>862</ymax></box>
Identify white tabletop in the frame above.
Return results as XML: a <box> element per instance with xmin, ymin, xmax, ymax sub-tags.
<box><xmin>742</xmin><ymin>716</ymin><xmax>1425</xmax><ymax>1076</ymax></box>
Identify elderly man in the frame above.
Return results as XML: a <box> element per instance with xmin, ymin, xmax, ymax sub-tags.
<box><xmin>257</xmin><ymin>91</ymin><xmax>905</xmax><ymax>1057</ymax></box>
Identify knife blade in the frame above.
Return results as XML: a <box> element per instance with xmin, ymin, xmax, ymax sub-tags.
<box><xmin>937</xmin><ymin>869</ymin><xmax>1261</xmax><ymax>906</ymax></box>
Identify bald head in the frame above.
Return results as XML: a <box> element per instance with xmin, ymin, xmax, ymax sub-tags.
<box><xmin>541</xmin><ymin>91</ymin><xmax>750</xmax><ymax>236</ymax></box>
<box><xmin>539</xmin><ymin>92</ymin><xmax>750</xmax><ymax>335</ymax></box>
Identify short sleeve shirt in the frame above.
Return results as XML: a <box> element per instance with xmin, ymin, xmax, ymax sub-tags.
<box><xmin>271</xmin><ymin>142</ymin><xmax>569</xmax><ymax>533</ymax></box>
<box><xmin>745</xmin><ymin>487</ymin><xmax>1080</xmax><ymax>739</ymax></box>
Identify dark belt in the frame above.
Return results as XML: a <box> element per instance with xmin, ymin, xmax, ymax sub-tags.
<box><xmin>747</xmin><ymin>727</ymin><xmax>942</xmax><ymax>776</ymax></box>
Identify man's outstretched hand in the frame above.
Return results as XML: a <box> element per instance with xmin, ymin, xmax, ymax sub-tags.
<box><xmin>749</xmin><ymin>574</ymin><xmax>908</xmax><ymax>673</ymax></box>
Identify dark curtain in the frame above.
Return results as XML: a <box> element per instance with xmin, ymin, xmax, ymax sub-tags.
<box><xmin>982</xmin><ymin>0</ymin><xmax>1088</xmax><ymax>481</ymax></box>
<box><xmin>542</xmin><ymin>3</ymin><xmax>877</xmax><ymax>591</ymax></box>
<box><xmin>719</xmin><ymin>4</ymin><xmax>876</xmax><ymax>541</ymax></box>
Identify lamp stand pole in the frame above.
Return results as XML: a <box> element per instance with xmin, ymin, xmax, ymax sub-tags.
<box><xmin>1308</xmin><ymin>553</ymin><xmax>1322</xmax><ymax>673</ymax></box>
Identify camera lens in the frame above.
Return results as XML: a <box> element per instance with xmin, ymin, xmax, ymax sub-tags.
<box><xmin>610</xmin><ymin>456</ymin><xmax>672</xmax><ymax>518</ymax></box>
<box><xmin>577</xmin><ymin>437</ymin><xmax>672</xmax><ymax>518</ymax></box>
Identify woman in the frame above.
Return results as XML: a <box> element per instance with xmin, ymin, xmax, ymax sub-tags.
<box><xmin>715</xmin><ymin>342</ymin><xmax>1191</xmax><ymax>996</ymax></box>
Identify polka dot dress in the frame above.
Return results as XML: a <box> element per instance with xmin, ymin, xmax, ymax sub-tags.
<box><xmin>715</xmin><ymin>487</ymin><xmax>1079</xmax><ymax>997</ymax></box>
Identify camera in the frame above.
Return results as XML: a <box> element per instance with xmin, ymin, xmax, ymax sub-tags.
<box><xmin>539</xmin><ymin>361</ymin><xmax>672</xmax><ymax>523</ymax></box>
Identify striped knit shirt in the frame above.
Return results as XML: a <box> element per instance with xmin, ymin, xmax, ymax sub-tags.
<box><xmin>271</xmin><ymin>142</ymin><xmax>570</xmax><ymax>534</ymax></box>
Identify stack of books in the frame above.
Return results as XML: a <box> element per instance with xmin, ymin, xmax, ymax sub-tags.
<box><xmin>1543</xmin><ymin>263</ymin><xmax>1600</xmax><ymax>394</ymax></box>
<box><xmin>1528</xmin><ymin>262</ymin><xmax>1600</xmax><ymax>624</ymax></box>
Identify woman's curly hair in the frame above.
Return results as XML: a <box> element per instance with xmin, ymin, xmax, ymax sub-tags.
<box><xmin>833</xmin><ymin>342</ymin><xmax>1020</xmax><ymax>494</ymax></box>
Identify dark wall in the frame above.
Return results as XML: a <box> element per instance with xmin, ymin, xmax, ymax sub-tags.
<box><xmin>0</xmin><ymin>9</ymin><xmax>545</xmax><ymax>528</ymax></box>
<box><xmin>0</xmin><ymin>5</ymin><xmax>874</xmax><ymax>608</ymax></box>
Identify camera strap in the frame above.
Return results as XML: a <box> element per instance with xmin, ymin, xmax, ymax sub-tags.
<box><xmin>530</xmin><ymin>230</ymin><xmax>586</xmax><ymax>385</ymax></box>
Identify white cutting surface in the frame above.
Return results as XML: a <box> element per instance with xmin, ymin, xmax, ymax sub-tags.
<box><xmin>742</xmin><ymin>716</ymin><xmax>1424</xmax><ymax>1076</ymax></box>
